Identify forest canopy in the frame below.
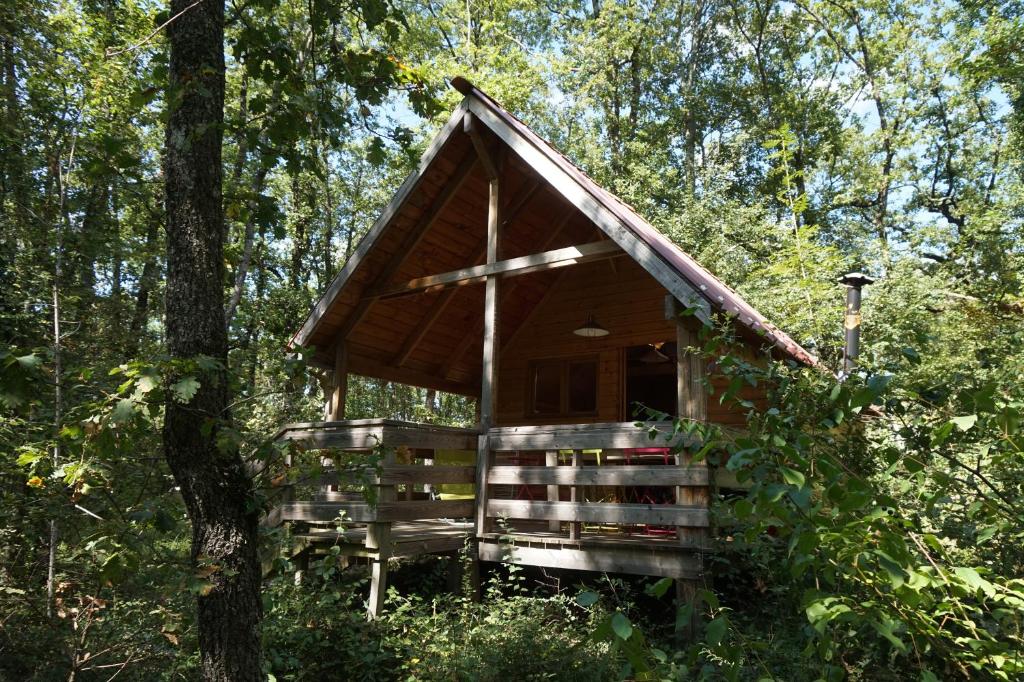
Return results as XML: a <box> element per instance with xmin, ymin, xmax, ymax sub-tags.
<box><xmin>0</xmin><ymin>0</ymin><xmax>1022</xmax><ymax>679</ymax></box>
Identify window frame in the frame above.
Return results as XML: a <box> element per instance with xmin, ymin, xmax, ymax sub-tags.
<box><xmin>526</xmin><ymin>355</ymin><xmax>600</xmax><ymax>418</ymax></box>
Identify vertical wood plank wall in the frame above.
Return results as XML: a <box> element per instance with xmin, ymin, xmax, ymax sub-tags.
<box><xmin>495</xmin><ymin>257</ymin><xmax>766</xmax><ymax>427</ymax></box>
<box><xmin>496</xmin><ymin>258</ymin><xmax>675</xmax><ymax>425</ymax></box>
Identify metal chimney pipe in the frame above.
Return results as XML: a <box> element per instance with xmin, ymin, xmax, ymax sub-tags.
<box><xmin>839</xmin><ymin>272</ymin><xmax>875</xmax><ymax>377</ymax></box>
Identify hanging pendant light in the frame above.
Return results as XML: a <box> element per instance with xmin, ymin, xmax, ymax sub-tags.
<box><xmin>573</xmin><ymin>314</ymin><xmax>609</xmax><ymax>337</ymax></box>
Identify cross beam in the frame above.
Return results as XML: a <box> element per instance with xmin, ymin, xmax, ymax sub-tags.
<box><xmin>371</xmin><ymin>240</ymin><xmax>622</xmax><ymax>300</ymax></box>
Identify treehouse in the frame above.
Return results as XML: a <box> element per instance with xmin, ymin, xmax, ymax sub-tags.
<box><xmin>267</xmin><ymin>78</ymin><xmax>818</xmax><ymax>618</ymax></box>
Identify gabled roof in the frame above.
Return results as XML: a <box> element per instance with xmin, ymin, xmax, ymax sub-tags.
<box><xmin>290</xmin><ymin>78</ymin><xmax>819</xmax><ymax>378</ymax></box>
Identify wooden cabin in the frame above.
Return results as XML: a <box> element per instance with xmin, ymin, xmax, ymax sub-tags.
<box><xmin>268</xmin><ymin>77</ymin><xmax>818</xmax><ymax>618</ymax></box>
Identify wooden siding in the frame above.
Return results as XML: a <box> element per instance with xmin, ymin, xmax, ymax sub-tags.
<box><xmin>495</xmin><ymin>258</ymin><xmax>674</xmax><ymax>424</ymax></box>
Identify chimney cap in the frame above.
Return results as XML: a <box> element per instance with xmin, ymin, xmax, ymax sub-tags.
<box><xmin>839</xmin><ymin>272</ymin><xmax>876</xmax><ymax>287</ymax></box>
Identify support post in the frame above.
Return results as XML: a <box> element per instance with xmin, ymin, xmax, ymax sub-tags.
<box><xmin>545</xmin><ymin>450</ymin><xmax>560</xmax><ymax>532</ymax></box>
<box><xmin>366</xmin><ymin>448</ymin><xmax>396</xmax><ymax>620</ymax></box>
<box><xmin>328</xmin><ymin>340</ymin><xmax>348</xmax><ymax>421</ymax></box>
<box><xmin>569</xmin><ymin>450</ymin><xmax>581</xmax><ymax>540</ymax></box>
<box><xmin>469</xmin><ymin>111</ymin><xmax>502</xmax><ymax>540</ymax></box>
<box><xmin>293</xmin><ymin>549</ymin><xmax>309</xmax><ymax>586</ymax></box>
<box><xmin>475</xmin><ymin>435</ymin><xmax>494</xmax><ymax>536</ymax></box>
<box><xmin>674</xmin><ymin>310</ymin><xmax>708</xmax><ymax>639</ymax></box>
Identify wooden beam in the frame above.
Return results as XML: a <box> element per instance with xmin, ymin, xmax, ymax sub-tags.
<box><xmin>487</xmin><ymin>465</ymin><xmax>710</xmax><ymax>487</ymax></box>
<box><xmin>276</xmin><ymin>499</ymin><xmax>474</xmax><ymax>524</ymax></box>
<box><xmin>485</xmin><ymin>499</ymin><xmax>709</xmax><ymax>527</ymax></box>
<box><xmin>478</xmin><ymin>541</ymin><xmax>699</xmax><ymax>579</ymax></box>
<box><xmin>569</xmin><ymin>450</ymin><xmax>581</xmax><ymax>539</ymax></box>
<box><xmin>675</xmin><ymin>314</ymin><xmax>709</xmax><ymax>637</ymax></box>
<box><xmin>327</xmin><ymin>341</ymin><xmax>348</xmax><ymax>420</ymax></box>
<box><xmin>391</xmin><ymin>178</ymin><xmax>544</xmax><ymax>368</ymax></box>
<box><xmin>393</xmin><ymin>290</ymin><xmax>458</xmax><ymax>367</ymax></box>
<box><xmin>277</xmin><ymin>421</ymin><xmax>479</xmax><ymax>450</ymax></box>
<box><xmin>466</xmin><ymin>97</ymin><xmax>713</xmax><ymax>322</ymax></box>
<box><xmin>486</xmin><ymin>421</ymin><xmax>698</xmax><ymax>451</ymax></box>
<box><xmin>366</xmin><ymin>448</ymin><xmax>395</xmax><ymax>619</ymax></box>
<box><xmin>334</xmin><ymin>152</ymin><xmax>479</xmax><ymax>342</ymax></box>
<box><xmin>465</xmin><ymin>112</ymin><xmax>498</xmax><ymax>180</ymax></box>
<box><xmin>440</xmin><ymin>204</ymin><xmax>575</xmax><ymax>380</ymax></box>
<box><xmin>373</xmin><ymin>240</ymin><xmax>621</xmax><ymax>299</ymax></box>
<box><xmin>347</xmin><ymin>354</ymin><xmax>480</xmax><ymax>397</ymax></box>
<box><xmin>675</xmin><ymin>309</ymin><xmax>707</xmax><ymax>422</ymax></box>
<box><xmin>318</xmin><ymin>465</ymin><xmax>477</xmax><ymax>486</ymax></box>
<box><xmin>475</xmin><ymin>434</ymin><xmax>494</xmax><ymax>536</ymax></box>
<box><xmin>479</xmin><ymin>160</ymin><xmax>501</xmax><ymax>427</ymax></box>
<box><xmin>545</xmin><ymin>451</ymin><xmax>560</xmax><ymax>532</ymax></box>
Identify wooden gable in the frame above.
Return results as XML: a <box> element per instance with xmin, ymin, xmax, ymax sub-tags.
<box><xmin>289</xmin><ymin>78</ymin><xmax>818</xmax><ymax>400</ymax></box>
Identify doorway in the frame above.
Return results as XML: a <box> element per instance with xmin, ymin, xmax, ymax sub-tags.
<box><xmin>623</xmin><ymin>342</ymin><xmax>677</xmax><ymax>420</ymax></box>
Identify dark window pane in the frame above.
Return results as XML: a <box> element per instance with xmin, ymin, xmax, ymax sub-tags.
<box><xmin>568</xmin><ymin>361</ymin><xmax>597</xmax><ymax>413</ymax></box>
<box><xmin>532</xmin><ymin>363</ymin><xmax>561</xmax><ymax>414</ymax></box>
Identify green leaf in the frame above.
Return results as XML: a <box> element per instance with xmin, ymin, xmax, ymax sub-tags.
<box><xmin>110</xmin><ymin>398</ymin><xmax>136</xmax><ymax>425</ymax></box>
<box><xmin>779</xmin><ymin>466</ymin><xmax>805</xmax><ymax>487</ymax></box>
<box><xmin>16</xmin><ymin>450</ymin><xmax>42</xmax><ymax>467</ymax></box>
<box><xmin>705</xmin><ymin>615</ymin><xmax>728</xmax><ymax>646</ymax></box>
<box><xmin>871</xmin><ymin>618</ymin><xmax>907</xmax><ymax>652</ymax></box>
<box><xmin>171</xmin><ymin>377</ymin><xmax>201</xmax><ymax>403</ymax></box>
<box><xmin>576</xmin><ymin>591</ymin><xmax>599</xmax><ymax>607</ymax></box>
<box><xmin>901</xmin><ymin>347</ymin><xmax>921</xmax><ymax>365</ymax></box>
<box><xmin>610</xmin><ymin>612</ymin><xmax>633</xmax><ymax>640</ymax></box>
<box><xmin>646</xmin><ymin>577</ymin><xmax>673</xmax><ymax>598</ymax></box>
<box><xmin>930</xmin><ymin>421</ymin><xmax>954</xmax><ymax>446</ymax></box>
<box><xmin>953</xmin><ymin>567</ymin><xmax>996</xmax><ymax>597</ymax></box>
<box><xmin>734</xmin><ymin>498</ymin><xmax>754</xmax><ymax>520</ymax></box>
<box><xmin>950</xmin><ymin>415</ymin><xmax>978</xmax><ymax>432</ymax></box>
<box><xmin>851</xmin><ymin>387</ymin><xmax>875</xmax><ymax>409</ymax></box>
<box><xmin>136</xmin><ymin>373</ymin><xmax>159</xmax><ymax>394</ymax></box>
<box><xmin>15</xmin><ymin>353</ymin><xmax>42</xmax><ymax>369</ymax></box>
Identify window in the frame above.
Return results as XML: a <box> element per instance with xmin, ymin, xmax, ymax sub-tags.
<box><xmin>528</xmin><ymin>357</ymin><xmax>599</xmax><ymax>417</ymax></box>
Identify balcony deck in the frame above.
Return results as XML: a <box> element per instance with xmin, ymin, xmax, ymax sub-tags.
<box><xmin>266</xmin><ymin>418</ymin><xmax>710</xmax><ymax>617</ymax></box>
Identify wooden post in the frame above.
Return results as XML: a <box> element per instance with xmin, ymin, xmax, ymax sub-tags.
<box><xmin>569</xmin><ymin>450</ymin><xmax>581</xmax><ymax>540</ymax></box>
<box><xmin>328</xmin><ymin>340</ymin><xmax>348</xmax><ymax>421</ymax></box>
<box><xmin>675</xmin><ymin>316</ymin><xmax>707</xmax><ymax>425</ymax></box>
<box><xmin>293</xmin><ymin>549</ymin><xmax>309</xmax><ymax>586</ymax></box>
<box><xmin>674</xmin><ymin>307</ymin><xmax>708</xmax><ymax>639</ymax></box>
<box><xmin>478</xmin><ymin>190</ymin><xmax>500</xmax><ymax>423</ymax></box>
<box><xmin>468</xmin><ymin>111</ymin><xmax>501</xmax><ymax>541</ymax></box>
<box><xmin>545</xmin><ymin>450</ymin><xmax>560</xmax><ymax>532</ymax></box>
<box><xmin>475</xmin><ymin>435</ymin><xmax>494</xmax><ymax>536</ymax></box>
<box><xmin>366</xmin><ymin>449</ymin><xmax>396</xmax><ymax>620</ymax></box>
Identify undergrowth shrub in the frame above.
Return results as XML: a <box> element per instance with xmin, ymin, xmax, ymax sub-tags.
<box><xmin>260</xmin><ymin>555</ymin><xmax>621</xmax><ymax>681</ymax></box>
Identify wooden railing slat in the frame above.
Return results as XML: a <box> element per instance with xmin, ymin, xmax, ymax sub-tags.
<box><xmin>486</xmin><ymin>421</ymin><xmax>698</xmax><ymax>451</ymax></box>
<box><xmin>487</xmin><ymin>465</ymin><xmax>708</xmax><ymax>487</ymax></box>
<box><xmin>486</xmin><ymin>499</ymin><xmax>708</xmax><ymax>527</ymax></box>
<box><xmin>274</xmin><ymin>499</ymin><xmax>474</xmax><ymax>524</ymax></box>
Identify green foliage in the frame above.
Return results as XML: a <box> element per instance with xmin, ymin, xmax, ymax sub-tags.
<box><xmin>619</xmin><ymin>322</ymin><xmax>1024</xmax><ymax>680</ymax></box>
<box><xmin>1</xmin><ymin>0</ymin><xmax>1021</xmax><ymax>677</ymax></box>
<box><xmin>254</xmin><ymin>561</ymin><xmax>620</xmax><ymax>681</ymax></box>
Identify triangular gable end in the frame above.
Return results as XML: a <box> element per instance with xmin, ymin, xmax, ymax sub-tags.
<box><xmin>289</xmin><ymin>78</ymin><xmax>819</xmax><ymax>372</ymax></box>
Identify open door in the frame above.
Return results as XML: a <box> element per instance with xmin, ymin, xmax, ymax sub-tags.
<box><xmin>623</xmin><ymin>342</ymin><xmax>677</xmax><ymax>419</ymax></box>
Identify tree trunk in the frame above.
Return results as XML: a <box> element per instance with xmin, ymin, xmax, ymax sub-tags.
<box><xmin>163</xmin><ymin>0</ymin><xmax>262</xmax><ymax>679</ymax></box>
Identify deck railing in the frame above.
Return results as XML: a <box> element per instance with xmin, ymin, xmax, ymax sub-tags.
<box><xmin>266</xmin><ymin>419</ymin><xmax>480</xmax><ymax>529</ymax></box>
<box><xmin>267</xmin><ymin>465</ymin><xmax>476</xmax><ymax>527</ymax></box>
<box><xmin>478</xmin><ymin>421</ymin><xmax>710</xmax><ymax>549</ymax></box>
<box><xmin>266</xmin><ymin>418</ymin><xmax>711</xmax><ymax>594</ymax></box>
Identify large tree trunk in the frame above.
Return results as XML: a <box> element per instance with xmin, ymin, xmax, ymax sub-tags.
<box><xmin>163</xmin><ymin>0</ymin><xmax>263</xmax><ymax>679</ymax></box>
